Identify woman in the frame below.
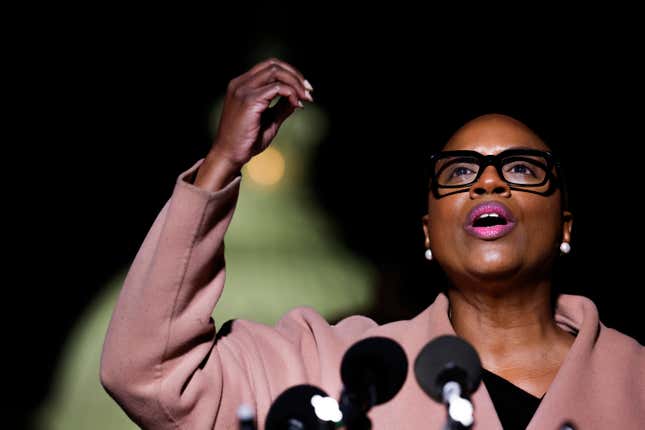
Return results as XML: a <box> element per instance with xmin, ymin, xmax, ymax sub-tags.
<box><xmin>100</xmin><ymin>58</ymin><xmax>644</xmax><ymax>429</ymax></box>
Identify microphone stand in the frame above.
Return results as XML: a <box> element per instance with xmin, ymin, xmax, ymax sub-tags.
<box><xmin>441</xmin><ymin>381</ymin><xmax>474</xmax><ymax>430</ymax></box>
<box><xmin>338</xmin><ymin>386</ymin><xmax>375</xmax><ymax>430</ymax></box>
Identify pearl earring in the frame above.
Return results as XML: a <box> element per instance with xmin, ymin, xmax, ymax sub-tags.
<box><xmin>424</xmin><ymin>248</ymin><xmax>433</xmax><ymax>261</ymax></box>
<box><xmin>560</xmin><ymin>242</ymin><xmax>571</xmax><ymax>254</ymax></box>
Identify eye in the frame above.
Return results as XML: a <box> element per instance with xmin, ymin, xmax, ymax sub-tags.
<box><xmin>450</xmin><ymin>166</ymin><xmax>476</xmax><ymax>177</ymax></box>
<box><xmin>505</xmin><ymin>163</ymin><xmax>537</xmax><ymax>177</ymax></box>
<box><xmin>435</xmin><ymin>157</ymin><xmax>479</xmax><ymax>185</ymax></box>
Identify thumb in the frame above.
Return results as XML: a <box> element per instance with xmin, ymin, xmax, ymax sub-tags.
<box><xmin>274</xmin><ymin>98</ymin><xmax>299</xmax><ymax>127</ymax></box>
<box><xmin>262</xmin><ymin>96</ymin><xmax>299</xmax><ymax>131</ymax></box>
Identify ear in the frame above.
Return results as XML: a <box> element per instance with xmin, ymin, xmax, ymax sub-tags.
<box><xmin>562</xmin><ymin>210</ymin><xmax>573</xmax><ymax>243</ymax></box>
<box><xmin>422</xmin><ymin>214</ymin><xmax>431</xmax><ymax>248</ymax></box>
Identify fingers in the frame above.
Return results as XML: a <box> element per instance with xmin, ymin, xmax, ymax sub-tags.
<box><xmin>253</xmin><ymin>82</ymin><xmax>303</xmax><ymax>109</ymax></box>
<box><xmin>232</xmin><ymin>58</ymin><xmax>313</xmax><ymax>105</ymax></box>
<box><xmin>243</xmin><ymin>62</ymin><xmax>313</xmax><ymax>104</ymax></box>
<box><xmin>270</xmin><ymin>60</ymin><xmax>314</xmax><ymax>92</ymax></box>
<box><xmin>247</xmin><ymin>58</ymin><xmax>312</xmax><ymax>91</ymax></box>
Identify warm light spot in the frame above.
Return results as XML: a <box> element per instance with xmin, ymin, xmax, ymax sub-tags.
<box><xmin>246</xmin><ymin>147</ymin><xmax>285</xmax><ymax>186</ymax></box>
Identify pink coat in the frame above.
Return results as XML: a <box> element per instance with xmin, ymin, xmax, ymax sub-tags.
<box><xmin>100</xmin><ymin>159</ymin><xmax>645</xmax><ymax>429</ymax></box>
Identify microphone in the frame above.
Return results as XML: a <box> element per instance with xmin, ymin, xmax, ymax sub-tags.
<box><xmin>237</xmin><ymin>404</ymin><xmax>256</xmax><ymax>430</ymax></box>
<box><xmin>265</xmin><ymin>384</ymin><xmax>338</xmax><ymax>430</ymax></box>
<box><xmin>339</xmin><ymin>337</ymin><xmax>408</xmax><ymax>429</ymax></box>
<box><xmin>414</xmin><ymin>335</ymin><xmax>482</xmax><ymax>429</ymax></box>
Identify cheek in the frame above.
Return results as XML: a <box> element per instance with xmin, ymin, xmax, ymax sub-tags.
<box><xmin>427</xmin><ymin>197</ymin><xmax>465</xmax><ymax>249</ymax></box>
<box><xmin>522</xmin><ymin>197</ymin><xmax>562</xmax><ymax>248</ymax></box>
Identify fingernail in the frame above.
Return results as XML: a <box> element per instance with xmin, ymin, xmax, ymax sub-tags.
<box><xmin>298</xmin><ymin>100</ymin><xmax>304</xmax><ymax>108</ymax></box>
<box><xmin>303</xmin><ymin>79</ymin><xmax>314</xmax><ymax>91</ymax></box>
<box><xmin>305</xmin><ymin>90</ymin><xmax>314</xmax><ymax>102</ymax></box>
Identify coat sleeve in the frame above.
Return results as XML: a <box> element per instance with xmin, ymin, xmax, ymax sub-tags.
<box><xmin>99</xmin><ymin>158</ymin><xmax>249</xmax><ymax>429</ymax></box>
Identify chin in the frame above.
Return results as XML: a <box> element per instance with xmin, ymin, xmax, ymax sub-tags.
<box><xmin>464</xmin><ymin>250</ymin><xmax>522</xmax><ymax>281</ymax></box>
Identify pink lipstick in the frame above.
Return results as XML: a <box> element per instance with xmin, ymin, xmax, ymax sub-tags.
<box><xmin>464</xmin><ymin>201</ymin><xmax>517</xmax><ymax>240</ymax></box>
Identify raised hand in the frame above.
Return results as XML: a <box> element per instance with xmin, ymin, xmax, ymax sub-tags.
<box><xmin>194</xmin><ymin>58</ymin><xmax>313</xmax><ymax>191</ymax></box>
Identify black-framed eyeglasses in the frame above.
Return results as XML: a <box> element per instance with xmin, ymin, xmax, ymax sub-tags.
<box><xmin>429</xmin><ymin>149</ymin><xmax>561</xmax><ymax>198</ymax></box>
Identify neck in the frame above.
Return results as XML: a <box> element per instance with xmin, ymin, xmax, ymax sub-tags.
<box><xmin>446</xmin><ymin>277</ymin><xmax>572</xmax><ymax>375</ymax></box>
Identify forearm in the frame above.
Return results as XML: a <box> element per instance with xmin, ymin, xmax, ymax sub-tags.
<box><xmin>100</xmin><ymin>159</ymin><xmax>242</xmax><ymax>428</ymax></box>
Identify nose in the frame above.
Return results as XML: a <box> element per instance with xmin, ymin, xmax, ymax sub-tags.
<box><xmin>469</xmin><ymin>165</ymin><xmax>511</xmax><ymax>198</ymax></box>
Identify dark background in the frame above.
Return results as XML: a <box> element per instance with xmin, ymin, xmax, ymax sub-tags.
<box><xmin>10</xmin><ymin>7</ymin><xmax>644</xmax><ymax>428</ymax></box>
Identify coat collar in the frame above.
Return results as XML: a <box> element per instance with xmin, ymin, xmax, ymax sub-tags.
<box><xmin>375</xmin><ymin>292</ymin><xmax>602</xmax><ymax>429</ymax></box>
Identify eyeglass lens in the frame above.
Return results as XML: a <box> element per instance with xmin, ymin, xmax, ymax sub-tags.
<box><xmin>435</xmin><ymin>155</ymin><xmax>549</xmax><ymax>186</ymax></box>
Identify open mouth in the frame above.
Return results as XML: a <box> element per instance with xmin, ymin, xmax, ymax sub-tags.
<box><xmin>465</xmin><ymin>202</ymin><xmax>516</xmax><ymax>240</ymax></box>
<box><xmin>472</xmin><ymin>213</ymin><xmax>508</xmax><ymax>228</ymax></box>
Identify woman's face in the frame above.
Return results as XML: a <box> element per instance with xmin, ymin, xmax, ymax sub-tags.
<box><xmin>422</xmin><ymin>114</ymin><xmax>572</xmax><ymax>287</ymax></box>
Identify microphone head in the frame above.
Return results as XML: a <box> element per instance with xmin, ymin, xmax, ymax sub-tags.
<box><xmin>340</xmin><ymin>336</ymin><xmax>408</xmax><ymax>406</ymax></box>
<box><xmin>265</xmin><ymin>384</ymin><xmax>336</xmax><ymax>430</ymax></box>
<box><xmin>414</xmin><ymin>335</ymin><xmax>482</xmax><ymax>402</ymax></box>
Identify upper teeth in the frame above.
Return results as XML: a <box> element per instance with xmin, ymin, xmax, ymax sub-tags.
<box><xmin>478</xmin><ymin>213</ymin><xmax>500</xmax><ymax>219</ymax></box>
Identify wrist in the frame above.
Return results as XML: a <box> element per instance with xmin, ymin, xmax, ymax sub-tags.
<box><xmin>206</xmin><ymin>147</ymin><xmax>244</xmax><ymax>172</ymax></box>
<box><xmin>193</xmin><ymin>150</ymin><xmax>243</xmax><ymax>192</ymax></box>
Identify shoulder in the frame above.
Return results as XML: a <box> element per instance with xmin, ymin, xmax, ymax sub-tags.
<box><xmin>568</xmin><ymin>295</ymin><xmax>644</xmax><ymax>376</ymax></box>
<box><xmin>277</xmin><ymin>307</ymin><xmax>380</xmax><ymax>344</ymax></box>
<box><xmin>224</xmin><ymin>299</ymin><xmax>444</xmax><ymax>360</ymax></box>
<box><xmin>593</xmin><ymin>324</ymin><xmax>645</xmax><ymax>409</ymax></box>
<box><xmin>225</xmin><ymin>306</ymin><xmax>379</xmax><ymax>348</ymax></box>
<box><xmin>225</xmin><ymin>305</ymin><xmax>434</xmax><ymax>358</ymax></box>
<box><xmin>556</xmin><ymin>293</ymin><xmax>644</xmax><ymax>359</ymax></box>
<box><xmin>597</xmin><ymin>323</ymin><xmax>645</xmax><ymax>362</ymax></box>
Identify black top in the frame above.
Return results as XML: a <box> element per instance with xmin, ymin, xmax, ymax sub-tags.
<box><xmin>482</xmin><ymin>368</ymin><xmax>543</xmax><ymax>430</ymax></box>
